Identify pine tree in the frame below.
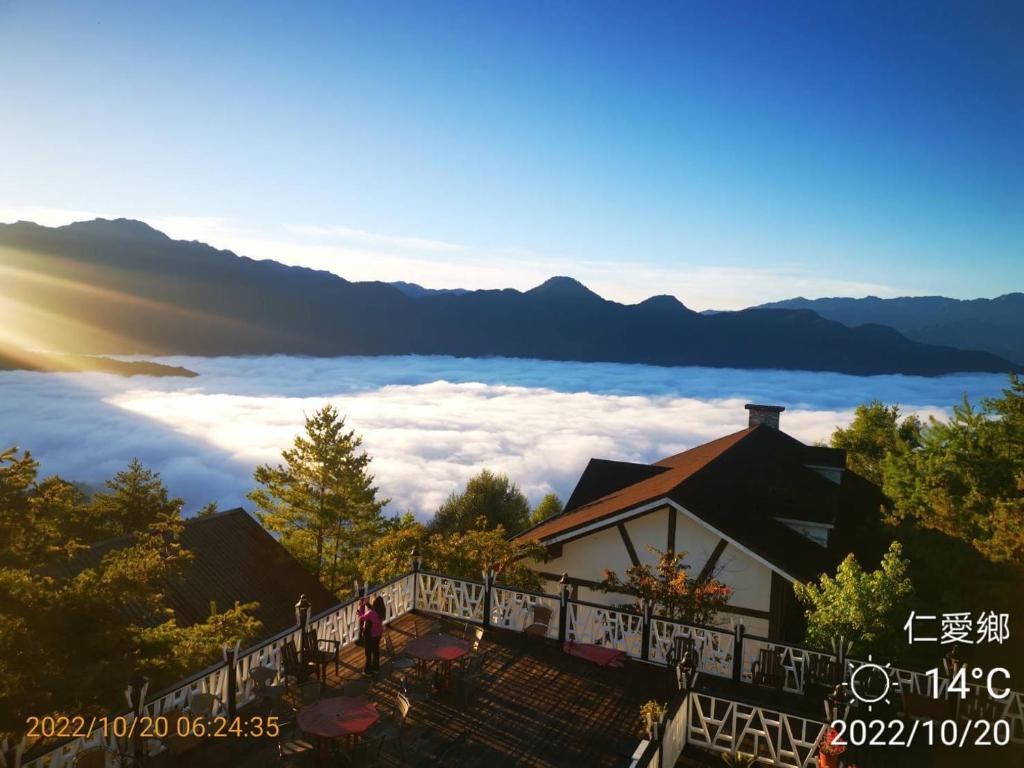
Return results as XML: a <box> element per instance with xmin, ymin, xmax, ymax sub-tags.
<box><xmin>249</xmin><ymin>405</ymin><xmax>388</xmax><ymax>594</ymax></box>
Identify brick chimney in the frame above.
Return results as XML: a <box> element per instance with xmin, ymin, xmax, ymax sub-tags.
<box><xmin>745</xmin><ymin>403</ymin><xmax>785</xmax><ymax>429</ymax></box>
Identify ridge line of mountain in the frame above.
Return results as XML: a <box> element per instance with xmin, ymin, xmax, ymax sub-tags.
<box><xmin>0</xmin><ymin>218</ymin><xmax>1018</xmax><ymax>375</ymax></box>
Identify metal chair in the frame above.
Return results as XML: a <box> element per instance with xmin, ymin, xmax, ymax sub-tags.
<box><xmin>383</xmin><ymin>627</ymin><xmax>417</xmax><ymax>679</ymax></box>
<box><xmin>469</xmin><ymin>625</ymin><xmax>486</xmax><ymax>652</ymax></box>
<box><xmin>276</xmin><ymin>719</ymin><xmax>315</xmax><ymax>766</ymax></box>
<box><xmin>186</xmin><ymin>691</ymin><xmax>222</xmax><ymax>721</ymax></box>
<box><xmin>251</xmin><ymin>665</ymin><xmax>287</xmax><ymax>710</ymax></box>
<box><xmin>453</xmin><ymin>652</ymin><xmax>486</xmax><ymax>707</ymax></box>
<box><xmin>370</xmin><ymin>692</ymin><xmax>412</xmax><ymax>754</ymax></box>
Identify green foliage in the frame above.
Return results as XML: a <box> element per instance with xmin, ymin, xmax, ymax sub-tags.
<box><xmin>359</xmin><ymin>516</ymin><xmax>546</xmax><ymax>590</ymax></box>
<box><xmin>794</xmin><ymin>541</ymin><xmax>913</xmax><ymax>660</ymax></box>
<box><xmin>249</xmin><ymin>405</ymin><xmax>388</xmax><ymax>594</ymax></box>
<box><xmin>0</xmin><ymin>448</ymin><xmax>260</xmax><ymax>737</ymax></box>
<box><xmin>87</xmin><ymin>457</ymin><xmax>185</xmax><ymax>539</ymax></box>
<box><xmin>530</xmin><ymin>492</ymin><xmax>563</xmax><ymax>525</ymax></box>
<box><xmin>431</xmin><ymin>469</ymin><xmax>531</xmax><ymax>534</ymax></box>
<box><xmin>196</xmin><ymin>501</ymin><xmax>220</xmax><ymax>517</ymax></box>
<box><xmin>600</xmin><ymin>547</ymin><xmax>732</xmax><ymax>624</ymax></box>
<box><xmin>137</xmin><ymin>602</ymin><xmax>262</xmax><ymax>680</ymax></box>
<box><xmin>829</xmin><ymin>401</ymin><xmax>921</xmax><ymax>486</ymax></box>
<box><xmin>882</xmin><ymin>375</ymin><xmax>1024</xmax><ymax>563</ymax></box>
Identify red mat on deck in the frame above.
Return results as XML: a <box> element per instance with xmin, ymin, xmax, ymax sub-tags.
<box><xmin>563</xmin><ymin>641</ymin><xmax>627</xmax><ymax>668</ymax></box>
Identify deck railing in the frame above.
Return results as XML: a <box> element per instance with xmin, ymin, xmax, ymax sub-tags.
<box><xmin>11</xmin><ymin>567</ymin><xmax>1024</xmax><ymax>767</ymax></box>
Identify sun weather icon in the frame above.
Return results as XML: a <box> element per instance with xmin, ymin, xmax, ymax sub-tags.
<box><xmin>847</xmin><ymin>654</ymin><xmax>900</xmax><ymax>712</ymax></box>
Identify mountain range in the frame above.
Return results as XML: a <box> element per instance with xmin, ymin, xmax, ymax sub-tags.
<box><xmin>756</xmin><ymin>295</ymin><xmax>1024</xmax><ymax>365</ymax></box>
<box><xmin>0</xmin><ymin>218</ymin><xmax>1017</xmax><ymax>376</ymax></box>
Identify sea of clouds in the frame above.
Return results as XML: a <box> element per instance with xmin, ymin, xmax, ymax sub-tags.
<box><xmin>0</xmin><ymin>355</ymin><xmax>1011</xmax><ymax>518</ymax></box>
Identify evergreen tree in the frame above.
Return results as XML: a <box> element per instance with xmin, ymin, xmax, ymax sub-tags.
<box><xmin>0</xmin><ymin>449</ymin><xmax>260</xmax><ymax>736</ymax></box>
<box><xmin>87</xmin><ymin>458</ymin><xmax>184</xmax><ymax>539</ymax></box>
<box><xmin>431</xmin><ymin>469</ymin><xmax>531</xmax><ymax>534</ymax></box>
<box><xmin>530</xmin><ymin>492</ymin><xmax>563</xmax><ymax>525</ymax></box>
<box><xmin>882</xmin><ymin>375</ymin><xmax>1024</xmax><ymax>563</ymax></box>
<box><xmin>249</xmin><ymin>405</ymin><xmax>388</xmax><ymax>594</ymax></box>
<box><xmin>829</xmin><ymin>401</ymin><xmax>921</xmax><ymax>486</ymax></box>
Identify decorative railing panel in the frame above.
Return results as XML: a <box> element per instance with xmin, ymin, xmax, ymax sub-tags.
<box><xmin>565</xmin><ymin>601</ymin><xmax>644</xmax><ymax>658</ymax></box>
<box><xmin>415</xmin><ymin>572</ymin><xmax>485</xmax><ymax>622</ymax></box>
<box><xmin>17</xmin><ymin>574</ymin><xmax>416</xmax><ymax>768</ymax></box>
<box><xmin>490</xmin><ymin>586</ymin><xmax>560</xmax><ymax>639</ymax></box>
<box><xmin>687</xmin><ymin>693</ymin><xmax>825</xmax><ymax>768</ymax></box>
<box><xmin>649</xmin><ymin>618</ymin><xmax>736</xmax><ymax>678</ymax></box>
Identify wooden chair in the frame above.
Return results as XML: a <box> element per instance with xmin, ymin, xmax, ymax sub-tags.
<box><xmin>251</xmin><ymin>665</ymin><xmax>287</xmax><ymax>710</ymax></box>
<box><xmin>524</xmin><ymin>605</ymin><xmax>552</xmax><ymax>639</ymax></box>
<box><xmin>804</xmin><ymin>655</ymin><xmax>840</xmax><ymax>700</ymax></box>
<box><xmin>303</xmin><ymin>628</ymin><xmax>341</xmax><ymax>680</ymax></box>
<box><xmin>750</xmin><ymin>647</ymin><xmax>785</xmax><ymax>691</ymax></box>
<box><xmin>281</xmin><ymin>639</ymin><xmax>315</xmax><ymax>686</ymax></box>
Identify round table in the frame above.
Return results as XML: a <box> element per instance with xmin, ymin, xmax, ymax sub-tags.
<box><xmin>298</xmin><ymin>696</ymin><xmax>379</xmax><ymax>763</ymax></box>
<box><xmin>404</xmin><ymin>634</ymin><xmax>470</xmax><ymax>692</ymax></box>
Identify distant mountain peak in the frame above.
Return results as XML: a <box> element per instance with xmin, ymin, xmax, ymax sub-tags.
<box><xmin>526</xmin><ymin>276</ymin><xmax>602</xmax><ymax>300</ymax></box>
<box><xmin>636</xmin><ymin>294</ymin><xmax>690</xmax><ymax>312</ymax></box>
<box><xmin>60</xmin><ymin>218</ymin><xmax>170</xmax><ymax>242</ymax></box>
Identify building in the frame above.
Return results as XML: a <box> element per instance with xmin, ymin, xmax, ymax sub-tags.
<box><xmin>516</xmin><ymin>404</ymin><xmax>885</xmax><ymax>639</ymax></box>
<box><xmin>53</xmin><ymin>507</ymin><xmax>337</xmax><ymax>634</ymax></box>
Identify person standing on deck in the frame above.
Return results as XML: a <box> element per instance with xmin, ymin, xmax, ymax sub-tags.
<box><xmin>358</xmin><ymin>597</ymin><xmax>383</xmax><ymax>675</ymax></box>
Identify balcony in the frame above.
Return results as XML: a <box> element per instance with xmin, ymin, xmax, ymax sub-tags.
<box><xmin>14</xmin><ymin>569</ymin><xmax>1024</xmax><ymax>768</ymax></box>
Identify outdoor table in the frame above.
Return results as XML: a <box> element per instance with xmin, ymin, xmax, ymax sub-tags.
<box><xmin>404</xmin><ymin>633</ymin><xmax>470</xmax><ymax>692</ymax></box>
<box><xmin>297</xmin><ymin>696</ymin><xmax>379</xmax><ymax>764</ymax></box>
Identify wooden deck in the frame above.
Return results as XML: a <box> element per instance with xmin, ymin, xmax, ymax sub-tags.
<box><xmin>157</xmin><ymin>611</ymin><xmax>674</xmax><ymax>767</ymax></box>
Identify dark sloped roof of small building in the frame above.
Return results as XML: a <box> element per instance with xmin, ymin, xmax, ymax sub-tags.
<box><xmin>516</xmin><ymin>424</ymin><xmax>883</xmax><ymax>581</ymax></box>
<box><xmin>53</xmin><ymin>508</ymin><xmax>338</xmax><ymax>635</ymax></box>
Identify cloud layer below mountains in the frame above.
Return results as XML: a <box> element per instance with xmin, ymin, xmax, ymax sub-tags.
<box><xmin>0</xmin><ymin>355</ymin><xmax>1009</xmax><ymax>518</ymax></box>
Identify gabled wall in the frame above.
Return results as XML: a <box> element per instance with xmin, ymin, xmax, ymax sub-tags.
<box><xmin>534</xmin><ymin>502</ymin><xmax>781</xmax><ymax>637</ymax></box>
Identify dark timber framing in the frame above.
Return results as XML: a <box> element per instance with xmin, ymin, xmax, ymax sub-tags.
<box><xmin>695</xmin><ymin>538</ymin><xmax>729</xmax><ymax>584</ymax></box>
<box><xmin>666</xmin><ymin>506</ymin><xmax>677</xmax><ymax>553</ymax></box>
<box><xmin>617</xmin><ymin>523</ymin><xmax>641</xmax><ymax>567</ymax></box>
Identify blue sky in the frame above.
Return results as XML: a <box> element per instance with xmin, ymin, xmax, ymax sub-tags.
<box><xmin>1</xmin><ymin>1</ymin><xmax>1021</xmax><ymax>308</ymax></box>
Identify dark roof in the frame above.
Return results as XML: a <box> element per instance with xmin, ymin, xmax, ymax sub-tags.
<box><xmin>53</xmin><ymin>508</ymin><xmax>338</xmax><ymax>635</ymax></box>
<box><xmin>563</xmin><ymin>458</ymin><xmax>669</xmax><ymax>512</ymax></box>
<box><xmin>516</xmin><ymin>425</ymin><xmax>882</xmax><ymax>581</ymax></box>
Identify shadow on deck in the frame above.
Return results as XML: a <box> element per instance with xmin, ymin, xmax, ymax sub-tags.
<box><xmin>158</xmin><ymin>611</ymin><xmax>675</xmax><ymax>767</ymax></box>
